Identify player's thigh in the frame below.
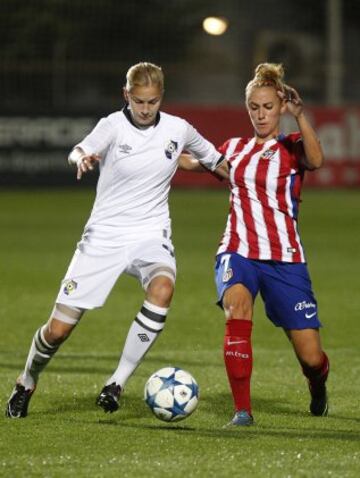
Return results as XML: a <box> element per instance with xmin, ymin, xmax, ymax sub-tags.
<box><xmin>215</xmin><ymin>253</ymin><xmax>259</xmax><ymax>319</ymax></box>
<box><xmin>260</xmin><ymin>262</ymin><xmax>321</xmax><ymax>329</ymax></box>
<box><xmin>126</xmin><ymin>237</ymin><xmax>177</xmax><ymax>291</ymax></box>
<box><xmin>56</xmin><ymin>245</ymin><xmax>128</xmax><ymax>309</ymax></box>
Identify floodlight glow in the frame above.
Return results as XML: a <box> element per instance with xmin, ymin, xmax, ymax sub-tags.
<box><xmin>203</xmin><ymin>16</ymin><xmax>228</xmax><ymax>36</ymax></box>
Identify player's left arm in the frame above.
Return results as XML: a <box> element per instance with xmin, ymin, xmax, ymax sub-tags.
<box><xmin>178</xmin><ymin>153</ymin><xmax>229</xmax><ymax>180</ymax></box>
<box><xmin>279</xmin><ymin>86</ymin><xmax>324</xmax><ymax>170</ymax></box>
<box><xmin>178</xmin><ymin>153</ymin><xmax>205</xmax><ymax>172</ymax></box>
<box><xmin>183</xmin><ymin>122</ymin><xmax>226</xmax><ymax>172</ymax></box>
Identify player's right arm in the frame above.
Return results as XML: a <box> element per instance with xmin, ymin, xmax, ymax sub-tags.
<box><xmin>278</xmin><ymin>86</ymin><xmax>324</xmax><ymax>170</ymax></box>
<box><xmin>68</xmin><ymin>147</ymin><xmax>102</xmax><ymax>180</ymax></box>
<box><xmin>68</xmin><ymin>115</ymin><xmax>116</xmax><ymax>180</ymax></box>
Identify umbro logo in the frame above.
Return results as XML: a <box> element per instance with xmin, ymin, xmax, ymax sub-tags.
<box><xmin>118</xmin><ymin>144</ymin><xmax>132</xmax><ymax>154</ymax></box>
<box><xmin>138</xmin><ymin>333</ymin><xmax>150</xmax><ymax>342</ymax></box>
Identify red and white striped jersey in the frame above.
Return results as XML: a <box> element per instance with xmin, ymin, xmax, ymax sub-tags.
<box><xmin>217</xmin><ymin>133</ymin><xmax>307</xmax><ymax>263</ymax></box>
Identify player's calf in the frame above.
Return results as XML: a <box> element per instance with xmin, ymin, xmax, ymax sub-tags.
<box><xmin>302</xmin><ymin>352</ymin><xmax>329</xmax><ymax>416</ymax></box>
<box><xmin>5</xmin><ymin>304</ymin><xmax>83</xmax><ymax>419</ymax></box>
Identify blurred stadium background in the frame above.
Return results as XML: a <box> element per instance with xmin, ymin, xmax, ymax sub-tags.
<box><xmin>0</xmin><ymin>0</ymin><xmax>359</xmax><ymax>188</ymax></box>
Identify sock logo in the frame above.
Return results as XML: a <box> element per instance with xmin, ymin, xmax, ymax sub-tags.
<box><xmin>138</xmin><ymin>333</ymin><xmax>150</xmax><ymax>342</ymax></box>
<box><xmin>227</xmin><ymin>340</ymin><xmax>247</xmax><ymax>346</ymax></box>
<box><xmin>225</xmin><ymin>350</ymin><xmax>249</xmax><ymax>359</ymax></box>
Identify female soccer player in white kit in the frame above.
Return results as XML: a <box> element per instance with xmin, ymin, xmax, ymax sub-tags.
<box><xmin>6</xmin><ymin>62</ymin><xmax>223</xmax><ymax>418</ymax></box>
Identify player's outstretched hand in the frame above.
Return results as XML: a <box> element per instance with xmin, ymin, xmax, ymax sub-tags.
<box><xmin>77</xmin><ymin>154</ymin><xmax>101</xmax><ymax>180</ymax></box>
<box><xmin>278</xmin><ymin>85</ymin><xmax>304</xmax><ymax>119</ymax></box>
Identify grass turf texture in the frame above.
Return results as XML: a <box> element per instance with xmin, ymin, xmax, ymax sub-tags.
<box><xmin>0</xmin><ymin>188</ymin><xmax>359</xmax><ymax>478</ymax></box>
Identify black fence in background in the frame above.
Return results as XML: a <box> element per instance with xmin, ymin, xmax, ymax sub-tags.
<box><xmin>1</xmin><ymin>0</ymin><xmax>360</xmax><ymax>115</ymax></box>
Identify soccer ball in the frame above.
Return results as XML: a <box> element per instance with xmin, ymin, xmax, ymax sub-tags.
<box><xmin>144</xmin><ymin>367</ymin><xmax>199</xmax><ymax>422</ymax></box>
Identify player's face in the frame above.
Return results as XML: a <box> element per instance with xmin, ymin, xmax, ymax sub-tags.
<box><xmin>246</xmin><ymin>86</ymin><xmax>286</xmax><ymax>142</ymax></box>
<box><xmin>124</xmin><ymin>85</ymin><xmax>163</xmax><ymax>127</ymax></box>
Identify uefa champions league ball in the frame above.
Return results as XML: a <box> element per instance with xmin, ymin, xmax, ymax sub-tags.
<box><xmin>144</xmin><ymin>367</ymin><xmax>199</xmax><ymax>422</ymax></box>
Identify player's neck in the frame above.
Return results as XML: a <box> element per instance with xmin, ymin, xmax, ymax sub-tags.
<box><xmin>255</xmin><ymin>131</ymin><xmax>281</xmax><ymax>144</ymax></box>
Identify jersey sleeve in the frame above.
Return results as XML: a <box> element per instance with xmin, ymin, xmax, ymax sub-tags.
<box><xmin>289</xmin><ymin>132</ymin><xmax>307</xmax><ymax>169</ymax></box>
<box><xmin>183</xmin><ymin>121</ymin><xmax>224</xmax><ymax>171</ymax></box>
<box><xmin>218</xmin><ymin>139</ymin><xmax>231</xmax><ymax>157</ymax></box>
<box><xmin>75</xmin><ymin>116</ymin><xmax>115</xmax><ymax>158</ymax></box>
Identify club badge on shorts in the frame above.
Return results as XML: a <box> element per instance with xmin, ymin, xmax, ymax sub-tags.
<box><xmin>222</xmin><ymin>268</ymin><xmax>233</xmax><ymax>282</ymax></box>
<box><xmin>165</xmin><ymin>140</ymin><xmax>178</xmax><ymax>159</ymax></box>
<box><xmin>63</xmin><ymin>279</ymin><xmax>78</xmax><ymax>295</ymax></box>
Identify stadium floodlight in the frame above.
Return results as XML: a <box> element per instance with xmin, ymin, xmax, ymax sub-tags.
<box><xmin>202</xmin><ymin>16</ymin><xmax>228</xmax><ymax>36</ymax></box>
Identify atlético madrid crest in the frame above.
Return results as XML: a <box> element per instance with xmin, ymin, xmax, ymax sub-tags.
<box><xmin>165</xmin><ymin>140</ymin><xmax>178</xmax><ymax>159</ymax></box>
<box><xmin>261</xmin><ymin>149</ymin><xmax>276</xmax><ymax>160</ymax></box>
<box><xmin>222</xmin><ymin>268</ymin><xmax>233</xmax><ymax>282</ymax></box>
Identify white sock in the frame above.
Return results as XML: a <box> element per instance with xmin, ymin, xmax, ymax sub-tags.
<box><xmin>106</xmin><ymin>301</ymin><xmax>168</xmax><ymax>388</ymax></box>
<box><xmin>21</xmin><ymin>326</ymin><xmax>59</xmax><ymax>390</ymax></box>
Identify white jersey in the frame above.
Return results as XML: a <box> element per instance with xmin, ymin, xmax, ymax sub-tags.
<box><xmin>75</xmin><ymin>108</ymin><xmax>222</xmax><ymax>246</ymax></box>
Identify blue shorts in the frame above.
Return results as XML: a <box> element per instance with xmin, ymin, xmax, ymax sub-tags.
<box><xmin>215</xmin><ymin>252</ymin><xmax>321</xmax><ymax>330</ymax></box>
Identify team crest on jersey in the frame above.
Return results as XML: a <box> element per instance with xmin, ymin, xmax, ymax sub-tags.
<box><xmin>261</xmin><ymin>149</ymin><xmax>276</xmax><ymax>160</ymax></box>
<box><xmin>164</xmin><ymin>140</ymin><xmax>178</xmax><ymax>159</ymax></box>
<box><xmin>222</xmin><ymin>267</ymin><xmax>233</xmax><ymax>282</ymax></box>
<box><xmin>63</xmin><ymin>279</ymin><xmax>78</xmax><ymax>295</ymax></box>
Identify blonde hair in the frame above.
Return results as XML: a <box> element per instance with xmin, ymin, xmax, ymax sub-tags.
<box><xmin>245</xmin><ymin>63</ymin><xmax>285</xmax><ymax>101</ymax></box>
<box><xmin>125</xmin><ymin>62</ymin><xmax>164</xmax><ymax>92</ymax></box>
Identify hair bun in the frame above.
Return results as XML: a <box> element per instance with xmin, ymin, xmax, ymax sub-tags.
<box><xmin>254</xmin><ymin>63</ymin><xmax>284</xmax><ymax>83</ymax></box>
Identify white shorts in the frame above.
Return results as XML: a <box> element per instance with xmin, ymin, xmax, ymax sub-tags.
<box><xmin>56</xmin><ymin>236</ymin><xmax>176</xmax><ymax>310</ymax></box>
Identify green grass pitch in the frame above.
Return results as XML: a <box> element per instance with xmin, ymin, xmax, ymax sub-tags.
<box><xmin>0</xmin><ymin>188</ymin><xmax>359</xmax><ymax>477</ymax></box>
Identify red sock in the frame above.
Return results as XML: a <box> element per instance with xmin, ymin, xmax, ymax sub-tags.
<box><xmin>224</xmin><ymin>318</ymin><xmax>253</xmax><ymax>414</ymax></box>
<box><xmin>302</xmin><ymin>352</ymin><xmax>329</xmax><ymax>393</ymax></box>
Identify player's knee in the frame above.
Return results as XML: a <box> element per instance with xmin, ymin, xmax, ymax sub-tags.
<box><xmin>224</xmin><ymin>297</ymin><xmax>252</xmax><ymax>320</ymax></box>
<box><xmin>147</xmin><ymin>276</ymin><xmax>174</xmax><ymax>307</ymax></box>
<box><xmin>223</xmin><ymin>284</ymin><xmax>253</xmax><ymax>320</ymax></box>
<box><xmin>44</xmin><ymin>320</ymin><xmax>71</xmax><ymax>344</ymax></box>
<box><xmin>300</xmin><ymin>350</ymin><xmax>324</xmax><ymax>369</ymax></box>
<box><xmin>45</xmin><ymin>304</ymin><xmax>84</xmax><ymax>344</ymax></box>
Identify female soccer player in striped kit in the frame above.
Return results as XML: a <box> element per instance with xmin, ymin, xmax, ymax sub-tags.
<box><xmin>214</xmin><ymin>63</ymin><xmax>329</xmax><ymax>426</ymax></box>
<box><xmin>6</xmin><ymin>62</ymin><xmax>223</xmax><ymax>418</ymax></box>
